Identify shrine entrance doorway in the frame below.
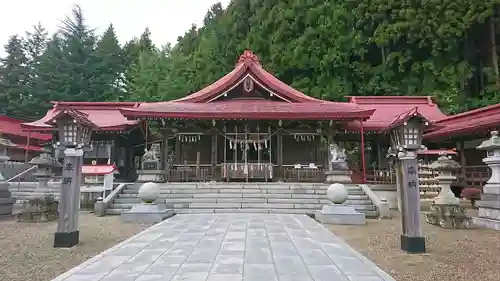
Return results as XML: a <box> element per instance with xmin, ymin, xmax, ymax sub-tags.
<box><xmin>221</xmin><ymin>125</ymin><xmax>274</xmax><ymax>182</ymax></box>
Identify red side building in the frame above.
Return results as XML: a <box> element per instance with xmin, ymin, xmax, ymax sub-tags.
<box><xmin>0</xmin><ymin>115</ymin><xmax>51</xmax><ymax>162</ymax></box>
<box><xmin>21</xmin><ymin>102</ymin><xmax>147</xmax><ymax>181</ymax></box>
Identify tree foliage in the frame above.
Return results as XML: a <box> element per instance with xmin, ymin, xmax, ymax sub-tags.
<box><xmin>2</xmin><ymin>2</ymin><xmax>500</xmax><ymax>120</ymax></box>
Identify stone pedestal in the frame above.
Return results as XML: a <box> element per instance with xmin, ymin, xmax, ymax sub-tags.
<box><xmin>325</xmin><ymin>161</ymin><xmax>352</xmax><ymax>184</ymax></box>
<box><xmin>137</xmin><ymin>169</ymin><xmax>165</xmax><ymax>182</ymax></box>
<box><xmin>0</xmin><ymin>139</ymin><xmax>15</xmax><ymax>218</ymax></box>
<box><xmin>122</xmin><ymin>182</ymin><xmax>174</xmax><ymax>223</ymax></box>
<box><xmin>315</xmin><ymin>204</ymin><xmax>366</xmax><ymax>225</ymax></box>
<box><xmin>315</xmin><ymin>183</ymin><xmax>366</xmax><ymax>225</ymax></box>
<box><xmin>426</xmin><ymin>204</ymin><xmax>472</xmax><ymax>228</ymax></box>
<box><xmin>122</xmin><ymin>203</ymin><xmax>174</xmax><ymax>224</ymax></box>
<box><xmin>473</xmin><ymin>131</ymin><xmax>500</xmax><ymax>230</ymax></box>
<box><xmin>0</xmin><ymin>182</ymin><xmax>14</xmax><ymax>218</ymax></box>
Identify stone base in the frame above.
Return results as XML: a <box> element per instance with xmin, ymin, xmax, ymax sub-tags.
<box><xmin>401</xmin><ymin>235</ymin><xmax>426</xmax><ymax>253</ymax></box>
<box><xmin>137</xmin><ymin>170</ymin><xmax>165</xmax><ymax>182</ymax></box>
<box><xmin>315</xmin><ymin>204</ymin><xmax>365</xmax><ymax>225</ymax></box>
<box><xmin>473</xmin><ymin>206</ymin><xmax>500</xmax><ymax>230</ymax></box>
<box><xmin>425</xmin><ymin>203</ymin><xmax>472</xmax><ymax>229</ymax></box>
<box><xmin>54</xmin><ymin>230</ymin><xmax>79</xmax><ymax>248</ymax></box>
<box><xmin>473</xmin><ymin>217</ymin><xmax>500</xmax><ymax>230</ymax></box>
<box><xmin>0</xmin><ymin>182</ymin><xmax>13</xmax><ymax>216</ymax></box>
<box><xmin>325</xmin><ymin>170</ymin><xmax>352</xmax><ymax>184</ymax></box>
<box><xmin>122</xmin><ymin>203</ymin><xmax>174</xmax><ymax>224</ymax></box>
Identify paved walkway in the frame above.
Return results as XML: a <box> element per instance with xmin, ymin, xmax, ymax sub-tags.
<box><xmin>52</xmin><ymin>214</ymin><xmax>395</xmax><ymax>281</ymax></box>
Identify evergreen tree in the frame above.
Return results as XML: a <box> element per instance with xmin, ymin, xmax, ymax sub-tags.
<box><xmin>95</xmin><ymin>24</ymin><xmax>126</xmax><ymax>100</ymax></box>
<box><xmin>0</xmin><ymin>35</ymin><xmax>29</xmax><ymax>117</ymax></box>
<box><xmin>23</xmin><ymin>23</ymin><xmax>49</xmax><ymax>118</ymax></box>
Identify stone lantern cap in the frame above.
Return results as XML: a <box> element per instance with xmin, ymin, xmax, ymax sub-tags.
<box><xmin>428</xmin><ymin>152</ymin><xmax>461</xmax><ymax>172</ymax></box>
<box><xmin>29</xmin><ymin>153</ymin><xmax>62</xmax><ymax>167</ymax></box>
<box><xmin>0</xmin><ymin>137</ymin><xmax>16</xmax><ymax>148</ymax></box>
<box><xmin>477</xmin><ymin>131</ymin><xmax>500</xmax><ymax>150</ymax></box>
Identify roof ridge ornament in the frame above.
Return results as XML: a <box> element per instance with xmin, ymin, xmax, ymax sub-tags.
<box><xmin>237</xmin><ymin>50</ymin><xmax>261</xmax><ymax>66</ymax></box>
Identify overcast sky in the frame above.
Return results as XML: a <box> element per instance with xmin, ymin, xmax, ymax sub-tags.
<box><xmin>0</xmin><ymin>0</ymin><xmax>231</xmax><ymax>51</ymax></box>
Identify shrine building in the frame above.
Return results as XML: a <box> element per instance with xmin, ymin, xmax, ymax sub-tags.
<box><xmin>21</xmin><ymin>51</ymin><xmax>500</xmax><ymax>187</ymax></box>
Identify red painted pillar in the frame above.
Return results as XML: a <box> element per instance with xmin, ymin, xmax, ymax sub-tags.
<box><xmin>360</xmin><ymin>120</ymin><xmax>367</xmax><ymax>183</ymax></box>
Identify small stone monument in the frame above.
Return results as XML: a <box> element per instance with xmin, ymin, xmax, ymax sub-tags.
<box><xmin>122</xmin><ymin>182</ymin><xmax>174</xmax><ymax>223</ymax></box>
<box><xmin>473</xmin><ymin>131</ymin><xmax>500</xmax><ymax>230</ymax></box>
<box><xmin>325</xmin><ymin>143</ymin><xmax>352</xmax><ymax>183</ymax></box>
<box><xmin>0</xmin><ymin>137</ymin><xmax>16</xmax><ymax>218</ymax></box>
<box><xmin>425</xmin><ymin>153</ymin><xmax>472</xmax><ymax>228</ymax></box>
<box><xmin>137</xmin><ymin>144</ymin><xmax>164</xmax><ymax>182</ymax></box>
<box><xmin>315</xmin><ymin>183</ymin><xmax>366</xmax><ymax>225</ymax></box>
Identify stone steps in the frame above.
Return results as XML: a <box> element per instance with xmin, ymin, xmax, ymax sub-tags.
<box><xmin>106</xmin><ymin>182</ymin><xmax>378</xmax><ymax>218</ymax></box>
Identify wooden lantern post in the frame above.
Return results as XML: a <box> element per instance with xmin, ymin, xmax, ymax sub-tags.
<box><xmin>389</xmin><ymin>114</ymin><xmax>426</xmax><ymax>253</ymax></box>
<box><xmin>49</xmin><ymin>109</ymin><xmax>97</xmax><ymax>248</ymax></box>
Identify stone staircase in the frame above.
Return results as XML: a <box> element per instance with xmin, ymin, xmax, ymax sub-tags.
<box><xmin>107</xmin><ymin>183</ymin><xmax>378</xmax><ymax>218</ymax></box>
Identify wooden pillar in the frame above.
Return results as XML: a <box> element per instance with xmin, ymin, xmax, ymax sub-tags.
<box><xmin>360</xmin><ymin>120</ymin><xmax>367</xmax><ymax>183</ymax></box>
<box><xmin>277</xmin><ymin>132</ymin><xmax>283</xmax><ymax>181</ymax></box>
<box><xmin>25</xmin><ymin>132</ymin><xmax>31</xmax><ymax>163</ymax></box>
<box><xmin>327</xmin><ymin>131</ymin><xmax>334</xmax><ymax>171</ymax></box>
<box><xmin>162</xmin><ymin>134</ymin><xmax>169</xmax><ymax>169</ymax></box>
<box><xmin>174</xmin><ymin>135</ymin><xmax>181</xmax><ymax>165</ymax></box>
<box><xmin>459</xmin><ymin>140</ymin><xmax>467</xmax><ymax>184</ymax></box>
<box><xmin>211</xmin><ymin>131</ymin><xmax>217</xmax><ymax>179</ymax></box>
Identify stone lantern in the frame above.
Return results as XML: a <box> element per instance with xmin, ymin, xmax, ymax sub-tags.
<box><xmin>0</xmin><ymin>137</ymin><xmax>16</xmax><ymax>163</ymax></box>
<box><xmin>29</xmin><ymin>153</ymin><xmax>62</xmax><ymax>197</ymax></box>
<box><xmin>0</xmin><ymin>136</ymin><xmax>16</xmax><ymax>217</ymax></box>
<box><xmin>473</xmin><ymin>131</ymin><xmax>500</xmax><ymax>230</ymax></box>
<box><xmin>425</xmin><ymin>152</ymin><xmax>471</xmax><ymax>228</ymax></box>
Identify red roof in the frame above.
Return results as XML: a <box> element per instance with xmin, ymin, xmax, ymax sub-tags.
<box><xmin>0</xmin><ymin>115</ymin><xmax>52</xmax><ymax>141</ymax></box>
<box><xmin>121</xmin><ymin>99</ymin><xmax>374</xmax><ymax>120</ymax></box>
<box><xmin>424</xmin><ymin>103</ymin><xmax>500</xmax><ymax>139</ymax></box>
<box><xmin>11</xmin><ymin>144</ymin><xmax>46</xmax><ymax>152</ymax></box>
<box><xmin>345</xmin><ymin>96</ymin><xmax>448</xmax><ymax>131</ymax></box>
<box><xmin>120</xmin><ymin>51</ymin><xmax>375</xmax><ymax>121</ymax></box>
<box><xmin>22</xmin><ymin>102</ymin><xmax>140</xmax><ymax>132</ymax></box>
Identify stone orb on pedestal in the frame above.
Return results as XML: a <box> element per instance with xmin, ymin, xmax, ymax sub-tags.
<box><xmin>138</xmin><ymin>182</ymin><xmax>160</xmax><ymax>204</ymax></box>
<box><xmin>326</xmin><ymin>183</ymin><xmax>348</xmax><ymax>204</ymax></box>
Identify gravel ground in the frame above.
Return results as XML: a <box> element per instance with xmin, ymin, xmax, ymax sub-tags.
<box><xmin>329</xmin><ymin>210</ymin><xmax>500</xmax><ymax>281</ymax></box>
<box><xmin>0</xmin><ymin>212</ymin><xmax>150</xmax><ymax>281</ymax></box>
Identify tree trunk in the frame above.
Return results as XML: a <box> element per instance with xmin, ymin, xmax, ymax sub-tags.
<box><xmin>490</xmin><ymin>15</ymin><xmax>500</xmax><ymax>87</ymax></box>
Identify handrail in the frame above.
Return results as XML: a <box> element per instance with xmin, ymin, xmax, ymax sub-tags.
<box><xmin>358</xmin><ymin>184</ymin><xmax>391</xmax><ymax>219</ymax></box>
<box><xmin>94</xmin><ymin>183</ymin><xmax>129</xmax><ymax>216</ymax></box>
<box><xmin>5</xmin><ymin>165</ymin><xmax>37</xmax><ymax>183</ymax></box>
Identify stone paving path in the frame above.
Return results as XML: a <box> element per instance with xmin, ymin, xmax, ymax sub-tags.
<box><xmin>52</xmin><ymin>214</ymin><xmax>395</xmax><ymax>281</ymax></box>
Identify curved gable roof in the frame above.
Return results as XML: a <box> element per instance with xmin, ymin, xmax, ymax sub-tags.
<box><xmin>174</xmin><ymin>50</ymin><xmax>321</xmax><ymax>103</ymax></box>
